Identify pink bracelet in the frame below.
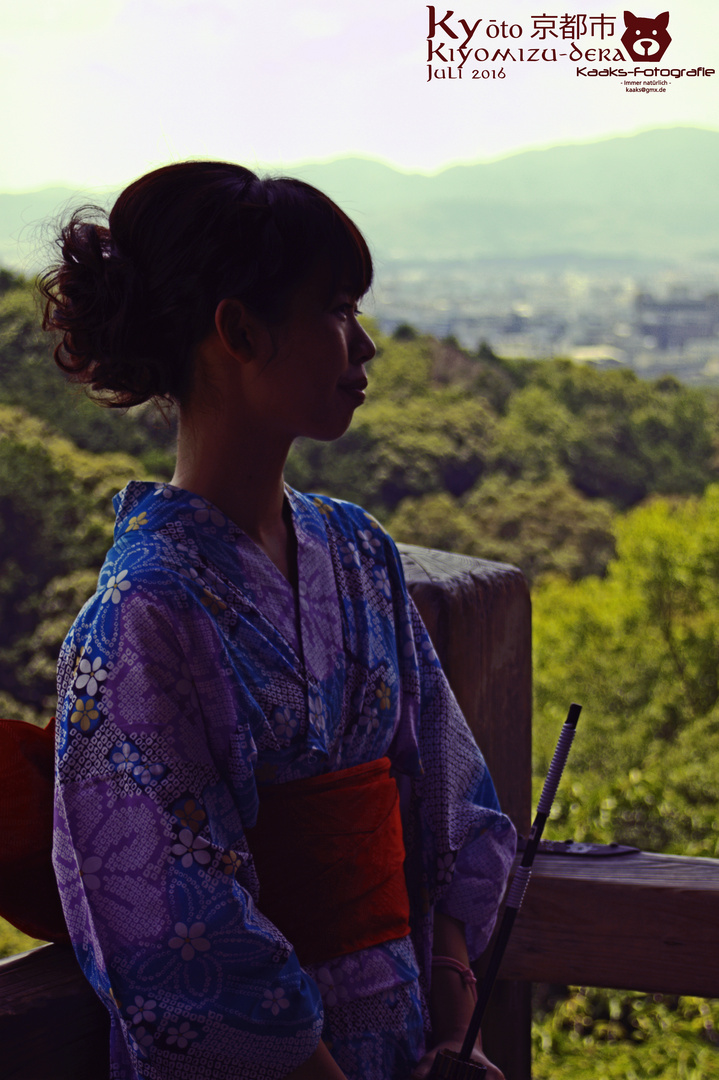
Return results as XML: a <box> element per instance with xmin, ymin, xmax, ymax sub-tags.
<box><xmin>431</xmin><ymin>955</ymin><xmax>478</xmax><ymax>1001</ymax></box>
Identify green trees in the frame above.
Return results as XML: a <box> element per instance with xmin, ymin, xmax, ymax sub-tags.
<box><xmin>0</xmin><ymin>277</ymin><xmax>176</xmax><ymax>469</ymax></box>
<box><xmin>533</xmin><ymin>487</ymin><xmax>719</xmax><ymax>858</ymax></box>
<box><xmin>287</xmin><ymin>329</ymin><xmax>718</xmax><ymax>584</ymax></box>
<box><xmin>0</xmin><ymin>405</ymin><xmax>143</xmax><ymax>708</ymax></box>
<box><xmin>533</xmin><ymin>989</ymin><xmax>719</xmax><ymax>1079</ymax></box>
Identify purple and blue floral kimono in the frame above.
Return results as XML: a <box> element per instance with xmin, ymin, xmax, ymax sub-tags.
<box><xmin>53</xmin><ymin>481</ymin><xmax>516</xmax><ymax>1080</ymax></box>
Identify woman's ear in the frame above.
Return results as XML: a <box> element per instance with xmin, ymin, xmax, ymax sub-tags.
<box><xmin>214</xmin><ymin>298</ymin><xmax>267</xmax><ymax>362</ymax></box>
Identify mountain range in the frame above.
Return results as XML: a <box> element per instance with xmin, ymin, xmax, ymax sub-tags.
<box><xmin>2</xmin><ymin>126</ymin><xmax>718</xmax><ymax>271</ymax></box>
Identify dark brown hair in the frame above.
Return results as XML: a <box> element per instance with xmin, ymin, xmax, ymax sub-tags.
<box><xmin>40</xmin><ymin>161</ymin><xmax>373</xmax><ymax>407</ymax></box>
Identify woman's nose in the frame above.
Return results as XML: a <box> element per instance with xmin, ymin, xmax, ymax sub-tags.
<box><xmin>353</xmin><ymin>322</ymin><xmax>376</xmax><ymax>365</ymax></box>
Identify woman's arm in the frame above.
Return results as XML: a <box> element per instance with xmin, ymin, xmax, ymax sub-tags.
<box><xmin>411</xmin><ymin>912</ymin><xmax>504</xmax><ymax>1080</ymax></box>
<box><xmin>429</xmin><ymin>911</ymin><xmax>477</xmax><ymax>1043</ymax></box>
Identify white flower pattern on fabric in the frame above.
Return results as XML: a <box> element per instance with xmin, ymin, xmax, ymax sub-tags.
<box><xmin>169</xmin><ymin>922</ymin><xmax>210</xmax><ymax>960</ymax></box>
<box><xmin>358</xmin><ymin>707</ymin><xmax>380</xmax><ymax>732</ymax></box>
<box><xmin>298</xmin><ymin>579</ymin><xmax>310</xmax><ymax>614</ymax></box>
<box><xmin>131</xmin><ymin>761</ymin><xmax>166</xmax><ymax>786</ymax></box>
<box><xmin>273</xmin><ymin>707</ymin><xmax>298</xmax><ymax>740</ymax></box>
<box><xmin>436</xmin><ymin>852</ymin><xmax>456</xmax><ymax>884</ymax></box>
<box><xmin>314</xmin><ymin>966</ymin><xmax>349</xmax><ymax>1008</ymax></box>
<box><xmin>175</xmin><ymin>542</ymin><xmax>201</xmax><ymax>568</ymax></box>
<box><xmin>308</xmin><ymin>693</ymin><xmax>326</xmax><ymax>734</ymax></box>
<box><xmin>102</xmin><ymin>570</ymin><xmax>131</xmax><ymax>605</ymax></box>
<box><xmin>77</xmin><ymin>853</ymin><xmax>102</xmax><ymax>890</ymax></box>
<box><xmin>75</xmin><ymin>656</ymin><xmax>108</xmax><ymax>697</ymax></box>
<box><xmin>357</xmin><ymin>528</ymin><xmax>381</xmax><ymax>556</ymax></box>
<box><xmin>166</xmin><ymin>1022</ymin><xmax>198</xmax><ymax>1049</ymax></box>
<box><xmin>127</xmin><ymin>996</ymin><xmax>157</xmax><ymax>1025</ymax></box>
<box><xmin>131</xmin><ymin>1026</ymin><xmax>154</xmax><ymax>1055</ymax></box>
<box><xmin>261</xmin><ymin>988</ymin><xmax>290</xmax><ymax>1016</ymax></box>
<box><xmin>339</xmin><ymin>541</ymin><xmax>360</xmax><ymax>568</ymax></box>
<box><xmin>171</xmin><ymin>829</ymin><xmax>211</xmax><ymax>868</ymax></box>
<box><xmin>204</xmin><ymin>567</ymin><xmax>228</xmax><ymax>597</ymax></box>
<box><xmin>190</xmin><ymin>497</ymin><xmax>225</xmax><ymax>527</ymax></box>
<box><xmin>373</xmin><ymin>567</ymin><xmax>392</xmax><ymax>599</ymax></box>
<box><xmin>421</xmin><ymin>637</ymin><xmax>438</xmax><ymax>664</ymax></box>
<box><xmin>153</xmin><ymin>482</ymin><xmax>174</xmax><ymax>499</ymax></box>
<box><xmin>110</xmin><ymin>742</ymin><xmax>141</xmax><ymax>773</ymax></box>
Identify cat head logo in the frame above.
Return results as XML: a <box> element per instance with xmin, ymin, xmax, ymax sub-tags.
<box><xmin>621</xmin><ymin>11</ymin><xmax>672</xmax><ymax>62</ymax></box>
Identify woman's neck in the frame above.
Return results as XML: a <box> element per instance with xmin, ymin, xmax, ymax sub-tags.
<box><xmin>171</xmin><ymin>408</ymin><xmax>296</xmax><ymax>583</ymax></box>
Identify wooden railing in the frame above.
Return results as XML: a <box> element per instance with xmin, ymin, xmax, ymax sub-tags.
<box><xmin>1</xmin><ymin>545</ymin><xmax>717</xmax><ymax>1080</ymax></box>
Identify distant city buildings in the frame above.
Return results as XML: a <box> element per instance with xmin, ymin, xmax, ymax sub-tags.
<box><xmin>370</xmin><ymin>260</ymin><xmax>719</xmax><ymax>384</ymax></box>
<box><xmin>635</xmin><ymin>292</ymin><xmax>719</xmax><ymax>351</ymax></box>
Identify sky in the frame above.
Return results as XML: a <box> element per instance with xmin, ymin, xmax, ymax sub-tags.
<box><xmin>1</xmin><ymin>0</ymin><xmax>718</xmax><ymax>191</ymax></box>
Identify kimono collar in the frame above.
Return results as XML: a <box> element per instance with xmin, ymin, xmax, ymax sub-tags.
<box><xmin>112</xmin><ymin>481</ymin><xmax>344</xmax><ymax>684</ymax></box>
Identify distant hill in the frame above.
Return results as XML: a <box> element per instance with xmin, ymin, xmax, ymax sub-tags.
<box><xmin>0</xmin><ymin>186</ymin><xmax>116</xmax><ymax>275</ymax></box>
<box><xmin>3</xmin><ymin>127</ymin><xmax>719</xmax><ymax>269</ymax></box>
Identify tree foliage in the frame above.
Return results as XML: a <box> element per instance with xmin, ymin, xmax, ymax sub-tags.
<box><xmin>0</xmin><ymin>278</ymin><xmax>175</xmax><ymax>471</ymax></box>
<box><xmin>386</xmin><ymin>476</ymin><xmax>616</xmax><ymax>585</ymax></box>
<box><xmin>0</xmin><ymin>405</ymin><xmax>143</xmax><ymax>705</ymax></box>
<box><xmin>533</xmin><ymin>487</ymin><xmax>719</xmax><ymax>857</ymax></box>
<box><xmin>533</xmin><ymin>988</ymin><xmax>719</xmax><ymax>1079</ymax></box>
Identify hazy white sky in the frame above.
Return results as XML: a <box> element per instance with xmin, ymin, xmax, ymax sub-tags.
<box><xmin>1</xmin><ymin>0</ymin><xmax>718</xmax><ymax>190</ymax></box>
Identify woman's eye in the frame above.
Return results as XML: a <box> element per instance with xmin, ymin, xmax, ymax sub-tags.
<box><xmin>335</xmin><ymin>301</ymin><xmax>362</xmax><ymax>318</ymax></box>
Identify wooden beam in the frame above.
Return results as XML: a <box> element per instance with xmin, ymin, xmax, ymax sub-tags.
<box><xmin>0</xmin><ymin>944</ymin><xmax>110</xmax><ymax>1079</ymax></box>
<box><xmin>499</xmin><ymin>851</ymin><xmax>719</xmax><ymax>998</ymax></box>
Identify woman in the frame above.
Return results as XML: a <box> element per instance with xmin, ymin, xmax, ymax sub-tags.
<box><xmin>42</xmin><ymin>162</ymin><xmax>516</xmax><ymax>1080</ymax></box>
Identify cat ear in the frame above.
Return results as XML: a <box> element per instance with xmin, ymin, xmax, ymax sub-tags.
<box><xmin>655</xmin><ymin>12</ymin><xmax>670</xmax><ymax>29</ymax></box>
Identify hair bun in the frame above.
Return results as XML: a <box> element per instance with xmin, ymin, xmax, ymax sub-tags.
<box><xmin>61</xmin><ymin>214</ymin><xmax>142</xmax><ymax>323</ymax></box>
<box><xmin>42</xmin><ymin>209</ymin><xmax>157</xmax><ymax>406</ymax></box>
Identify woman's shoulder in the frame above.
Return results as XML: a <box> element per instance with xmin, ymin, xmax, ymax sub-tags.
<box><xmin>290</xmin><ymin>489</ymin><xmax>410</xmax><ymax>596</ymax></box>
<box><xmin>62</xmin><ymin>516</ymin><xmax>208</xmax><ymax>657</ymax></box>
<box><xmin>294</xmin><ymin>488</ymin><xmax>390</xmax><ymax>543</ymax></box>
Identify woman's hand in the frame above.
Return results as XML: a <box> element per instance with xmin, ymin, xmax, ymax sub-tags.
<box><xmin>410</xmin><ymin>1037</ymin><xmax>504</xmax><ymax>1080</ymax></box>
<box><xmin>283</xmin><ymin>1039</ymin><xmax>348</xmax><ymax>1078</ymax></box>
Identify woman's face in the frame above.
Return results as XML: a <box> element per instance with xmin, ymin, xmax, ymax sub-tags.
<box><xmin>243</xmin><ymin>269</ymin><xmax>376</xmax><ymax>444</ymax></box>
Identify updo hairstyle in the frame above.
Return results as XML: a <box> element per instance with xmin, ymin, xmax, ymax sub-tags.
<box><xmin>40</xmin><ymin>161</ymin><xmax>373</xmax><ymax>408</ymax></box>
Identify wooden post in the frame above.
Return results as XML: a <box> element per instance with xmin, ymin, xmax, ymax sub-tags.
<box><xmin>399</xmin><ymin>545</ymin><xmax>533</xmax><ymax>1080</ymax></box>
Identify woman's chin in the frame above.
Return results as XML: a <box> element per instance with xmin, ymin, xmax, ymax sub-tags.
<box><xmin>302</xmin><ymin>414</ymin><xmax>357</xmax><ymax>443</ymax></box>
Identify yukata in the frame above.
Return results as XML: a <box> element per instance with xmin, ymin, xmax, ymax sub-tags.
<box><xmin>53</xmin><ymin>481</ymin><xmax>517</xmax><ymax>1080</ymax></box>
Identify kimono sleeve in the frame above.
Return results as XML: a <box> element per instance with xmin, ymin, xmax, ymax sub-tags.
<box><xmin>52</xmin><ymin>571</ymin><xmax>323</xmax><ymax>1080</ymax></box>
<box><xmin>384</xmin><ymin>538</ymin><xmax>518</xmax><ymax>965</ymax></box>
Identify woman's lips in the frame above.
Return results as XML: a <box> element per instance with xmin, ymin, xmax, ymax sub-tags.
<box><xmin>338</xmin><ymin>378</ymin><xmax>368</xmax><ymax>404</ymax></box>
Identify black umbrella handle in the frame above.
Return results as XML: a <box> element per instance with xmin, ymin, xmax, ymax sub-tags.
<box><xmin>428</xmin><ymin>1049</ymin><xmax>487</xmax><ymax>1078</ymax></box>
<box><xmin>457</xmin><ymin>702</ymin><xmax>582</xmax><ymax>1062</ymax></box>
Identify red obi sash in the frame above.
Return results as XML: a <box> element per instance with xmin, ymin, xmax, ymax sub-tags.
<box><xmin>245</xmin><ymin>757</ymin><xmax>411</xmax><ymax>965</ymax></box>
<box><xmin>0</xmin><ymin>717</ymin><xmax>69</xmax><ymax>942</ymax></box>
